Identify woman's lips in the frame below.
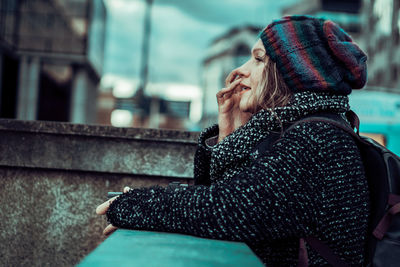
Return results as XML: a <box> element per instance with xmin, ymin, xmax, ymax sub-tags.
<box><xmin>240</xmin><ymin>87</ymin><xmax>251</xmax><ymax>95</ymax></box>
<box><xmin>239</xmin><ymin>86</ymin><xmax>251</xmax><ymax>95</ymax></box>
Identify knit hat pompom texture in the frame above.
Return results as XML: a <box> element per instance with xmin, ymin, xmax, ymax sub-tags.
<box><xmin>259</xmin><ymin>15</ymin><xmax>367</xmax><ymax>95</ymax></box>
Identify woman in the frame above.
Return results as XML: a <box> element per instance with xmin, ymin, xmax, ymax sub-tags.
<box><xmin>97</xmin><ymin>15</ymin><xmax>370</xmax><ymax>266</ymax></box>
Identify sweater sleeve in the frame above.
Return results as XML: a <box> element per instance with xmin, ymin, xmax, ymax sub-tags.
<box><xmin>106</xmin><ymin>122</ymin><xmax>332</xmax><ymax>243</ymax></box>
<box><xmin>193</xmin><ymin>124</ymin><xmax>219</xmax><ymax>186</ymax></box>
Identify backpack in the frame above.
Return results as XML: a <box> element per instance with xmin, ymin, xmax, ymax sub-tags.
<box><xmin>283</xmin><ymin>110</ymin><xmax>400</xmax><ymax>267</ymax></box>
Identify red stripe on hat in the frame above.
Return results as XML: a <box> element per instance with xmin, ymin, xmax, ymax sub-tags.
<box><xmin>286</xmin><ymin>21</ymin><xmax>328</xmax><ymax>90</ymax></box>
<box><xmin>265</xmin><ymin>29</ymin><xmax>304</xmax><ymax>90</ymax></box>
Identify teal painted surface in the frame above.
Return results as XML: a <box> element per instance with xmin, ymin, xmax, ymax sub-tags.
<box><xmin>77</xmin><ymin>230</ymin><xmax>264</xmax><ymax>267</ymax></box>
<box><xmin>359</xmin><ymin>122</ymin><xmax>400</xmax><ymax>155</ymax></box>
<box><xmin>349</xmin><ymin>90</ymin><xmax>400</xmax><ymax>155</ymax></box>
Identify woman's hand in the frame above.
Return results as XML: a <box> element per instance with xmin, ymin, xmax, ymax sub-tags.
<box><xmin>216</xmin><ymin>70</ymin><xmax>252</xmax><ymax>142</ymax></box>
<box><xmin>96</xmin><ymin>186</ymin><xmax>131</xmax><ymax>236</ymax></box>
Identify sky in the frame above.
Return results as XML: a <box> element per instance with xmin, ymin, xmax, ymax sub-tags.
<box><xmin>102</xmin><ymin>0</ymin><xmax>299</xmax><ymax>88</ymax></box>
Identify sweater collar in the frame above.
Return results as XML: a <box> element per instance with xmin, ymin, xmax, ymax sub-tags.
<box><xmin>209</xmin><ymin>91</ymin><xmax>349</xmax><ymax>183</ymax></box>
<box><xmin>247</xmin><ymin>91</ymin><xmax>349</xmax><ymax>132</ymax></box>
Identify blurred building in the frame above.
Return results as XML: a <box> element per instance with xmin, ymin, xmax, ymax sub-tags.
<box><xmin>144</xmin><ymin>83</ymin><xmax>202</xmax><ymax>130</ymax></box>
<box><xmin>361</xmin><ymin>0</ymin><xmax>399</xmax><ymax>89</ymax></box>
<box><xmin>100</xmin><ymin>77</ymin><xmax>202</xmax><ymax>130</ymax></box>
<box><xmin>0</xmin><ymin>0</ymin><xmax>106</xmax><ymax>123</ymax></box>
<box><xmin>96</xmin><ymin>86</ymin><xmax>115</xmax><ymax>126</ymax></box>
<box><xmin>283</xmin><ymin>0</ymin><xmax>363</xmax><ymax>42</ymax></box>
<box><xmin>201</xmin><ymin>26</ymin><xmax>260</xmax><ymax>127</ymax></box>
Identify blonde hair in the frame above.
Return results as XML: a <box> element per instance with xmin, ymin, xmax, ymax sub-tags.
<box><xmin>255</xmin><ymin>57</ymin><xmax>292</xmax><ymax>110</ymax></box>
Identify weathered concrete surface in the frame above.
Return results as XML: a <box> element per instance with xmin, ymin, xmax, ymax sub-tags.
<box><xmin>0</xmin><ymin>119</ymin><xmax>199</xmax><ymax>177</ymax></box>
<box><xmin>0</xmin><ymin>119</ymin><xmax>199</xmax><ymax>266</ymax></box>
<box><xmin>77</xmin><ymin>229</ymin><xmax>264</xmax><ymax>267</ymax></box>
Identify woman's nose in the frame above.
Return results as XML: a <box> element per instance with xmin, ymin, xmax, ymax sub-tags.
<box><xmin>235</xmin><ymin>66</ymin><xmax>250</xmax><ymax>78</ymax></box>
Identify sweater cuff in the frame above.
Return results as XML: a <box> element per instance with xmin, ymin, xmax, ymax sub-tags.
<box><xmin>198</xmin><ymin>124</ymin><xmax>219</xmax><ymax>149</ymax></box>
<box><xmin>205</xmin><ymin>136</ymin><xmax>218</xmax><ymax>148</ymax></box>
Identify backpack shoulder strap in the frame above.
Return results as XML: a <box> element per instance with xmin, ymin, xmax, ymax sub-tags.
<box><xmin>284</xmin><ymin>111</ymin><xmax>371</xmax><ymax>147</ymax></box>
<box><xmin>254</xmin><ymin>111</ymin><xmax>364</xmax><ymax>156</ymax></box>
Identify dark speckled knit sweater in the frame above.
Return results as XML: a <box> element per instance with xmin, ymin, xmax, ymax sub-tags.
<box><xmin>107</xmin><ymin>92</ymin><xmax>370</xmax><ymax>266</ymax></box>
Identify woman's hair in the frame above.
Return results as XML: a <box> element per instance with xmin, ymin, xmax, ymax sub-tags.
<box><xmin>255</xmin><ymin>57</ymin><xmax>292</xmax><ymax>110</ymax></box>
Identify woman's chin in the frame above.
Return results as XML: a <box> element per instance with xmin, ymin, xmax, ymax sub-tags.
<box><xmin>239</xmin><ymin>105</ymin><xmax>249</xmax><ymax>113</ymax></box>
<box><xmin>239</xmin><ymin>105</ymin><xmax>256</xmax><ymax>114</ymax></box>
<box><xmin>239</xmin><ymin>99</ymin><xmax>257</xmax><ymax>114</ymax></box>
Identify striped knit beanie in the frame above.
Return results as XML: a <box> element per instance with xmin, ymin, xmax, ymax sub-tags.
<box><xmin>259</xmin><ymin>15</ymin><xmax>367</xmax><ymax>95</ymax></box>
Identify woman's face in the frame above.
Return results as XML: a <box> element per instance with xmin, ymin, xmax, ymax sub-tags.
<box><xmin>236</xmin><ymin>39</ymin><xmax>266</xmax><ymax>113</ymax></box>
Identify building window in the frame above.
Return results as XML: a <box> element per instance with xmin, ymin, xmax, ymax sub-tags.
<box><xmin>392</xmin><ymin>65</ymin><xmax>398</xmax><ymax>82</ymax></box>
<box><xmin>321</xmin><ymin>0</ymin><xmax>361</xmax><ymax>13</ymax></box>
<box><xmin>37</xmin><ymin>71</ymin><xmax>71</xmax><ymax>122</ymax></box>
<box><xmin>0</xmin><ymin>54</ymin><xmax>18</xmax><ymax>119</ymax></box>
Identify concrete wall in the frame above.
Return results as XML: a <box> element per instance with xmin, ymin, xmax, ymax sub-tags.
<box><xmin>0</xmin><ymin>119</ymin><xmax>199</xmax><ymax>266</ymax></box>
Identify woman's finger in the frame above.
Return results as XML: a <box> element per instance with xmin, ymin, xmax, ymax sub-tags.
<box><xmin>225</xmin><ymin>69</ymin><xmax>240</xmax><ymax>87</ymax></box>
<box><xmin>217</xmin><ymin>78</ymin><xmax>242</xmax><ymax>106</ymax></box>
<box><xmin>103</xmin><ymin>224</ymin><xmax>118</xmax><ymax>236</ymax></box>
<box><xmin>227</xmin><ymin>76</ymin><xmax>242</xmax><ymax>91</ymax></box>
<box><xmin>217</xmin><ymin>78</ymin><xmax>242</xmax><ymax>99</ymax></box>
<box><xmin>96</xmin><ymin>186</ymin><xmax>130</xmax><ymax>216</ymax></box>
<box><xmin>216</xmin><ymin>89</ymin><xmax>234</xmax><ymax>106</ymax></box>
<box><xmin>216</xmin><ymin>88</ymin><xmax>233</xmax><ymax>101</ymax></box>
<box><xmin>96</xmin><ymin>196</ymin><xmax>118</xmax><ymax>215</ymax></box>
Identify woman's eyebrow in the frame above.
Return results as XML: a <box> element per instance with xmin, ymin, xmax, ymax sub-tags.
<box><xmin>252</xmin><ymin>48</ymin><xmax>266</xmax><ymax>56</ymax></box>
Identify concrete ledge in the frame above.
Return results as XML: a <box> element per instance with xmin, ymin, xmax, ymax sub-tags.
<box><xmin>0</xmin><ymin>119</ymin><xmax>199</xmax><ymax>142</ymax></box>
<box><xmin>0</xmin><ymin>119</ymin><xmax>201</xmax><ymax>266</ymax></box>
<box><xmin>0</xmin><ymin>119</ymin><xmax>199</xmax><ymax>178</ymax></box>
<box><xmin>77</xmin><ymin>229</ymin><xmax>264</xmax><ymax>267</ymax></box>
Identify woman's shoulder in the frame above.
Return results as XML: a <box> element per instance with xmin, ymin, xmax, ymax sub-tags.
<box><xmin>282</xmin><ymin>117</ymin><xmax>355</xmax><ymax>144</ymax></box>
<box><xmin>273</xmin><ymin>118</ymin><xmax>360</xmax><ymax>162</ymax></box>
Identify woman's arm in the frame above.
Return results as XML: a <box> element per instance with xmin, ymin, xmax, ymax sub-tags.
<box><xmin>105</xmin><ymin>122</ymin><xmax>326</xmax><ymax>243</ymax></box>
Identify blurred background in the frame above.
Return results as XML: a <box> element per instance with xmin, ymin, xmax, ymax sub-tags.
<box><xmin>0</xmin><ymin>0</ymin><xmax>399</xmax><ymax>133</ymax></box>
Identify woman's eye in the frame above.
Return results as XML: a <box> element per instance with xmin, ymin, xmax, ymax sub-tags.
<box><xmin>255</xmin><ymin>57</ymin><xmax>263</xmax><ymax>62</ymax></box>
